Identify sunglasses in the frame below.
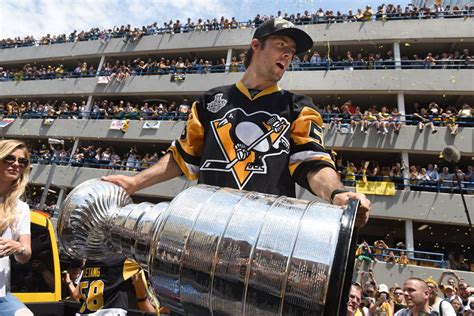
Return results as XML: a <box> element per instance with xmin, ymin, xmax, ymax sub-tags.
<box><xmin>2</xmin><ymin>154</ymin><xmax>29</xmax><ymax>168</ymax></box>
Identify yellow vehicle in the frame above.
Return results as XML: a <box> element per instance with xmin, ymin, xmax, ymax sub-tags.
<box><xmin>11</xmin><ymin>210</ymin><xmax>74</xmax><ymax>315</ymax></box>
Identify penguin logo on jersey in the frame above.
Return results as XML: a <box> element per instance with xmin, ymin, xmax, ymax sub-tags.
<box><xmin>201</xmin><ymin>108</ymin><xmax>290</xmax><ymax>189</ymax></box>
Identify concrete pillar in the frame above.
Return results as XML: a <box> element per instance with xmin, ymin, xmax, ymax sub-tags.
<box><xmin>402</xmin><ymin>151</ymin><xmax>410</xmax><ymax>188</ymax></box>
<box><xmin>397</xmin><ymin>93</ymin><xmax>406</xmax><ymax>122</ymax></box>
<box><xmin>85</xmin><ymin>95</ymin><xmax>93</xmax><ymax>119</ymax></box>
<box><xmin>68</xmin><ymin>138</ymin><xmax>80</xmax><ymax>166</ymax></box>
<box><xmin>405</xmin><ymin>219</ymin><xmax>415</xmax><ymax>258</ymax></box>
<box><xmin>39</xmin><ymin>163</ymin><xmax>56</xmax><ymax>210</ymax></box>
<box><xmin>225</xmin><ymin>48</ymin><xmax>233</xmax><ymax>73</ymax></box>
<box><xmin>393</xmin><ymin>41</ymin><xmax>401</xmax><ymax>69</ymax></box>
<box><xmin>97</xmin><ymin>55</ymin><xmax>106</xmax><ymax>74</ymax></box>
<box><xmin>53</xmin><ymin>188</ymin><xmax>67</xmax><ymax>218</ymax></box>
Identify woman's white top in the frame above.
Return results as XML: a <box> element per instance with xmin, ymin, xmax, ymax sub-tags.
<box><xmin>0</xmin><ymin>199</ymin><xmax>30</xmax><ymax>297</ymax></box>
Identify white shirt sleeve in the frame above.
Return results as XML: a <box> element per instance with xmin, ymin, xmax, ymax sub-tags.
<box><xmin>14</xmin><ymin>200</ymin><xmax>31</xmax><ymax>239</ymax></box>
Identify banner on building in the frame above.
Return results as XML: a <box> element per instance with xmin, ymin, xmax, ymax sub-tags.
<box><xmin>142</xmin><ymin>121</ymin><xmax>161</xmax><ymax>129</ymax></box>
<box><xmin>98</xmin><ymin>76</ymin><xmax>110</xmax><ymax>84</ymax></box>
<box><xmin>43</xmin><ymin>118</ymin><xmax>55</xmax><ymax>126</ymax></box>
<box><xmin>109</xmin><ymin>119</ymin><xmax>129</xmax><ymax>133</ymax></box>
<box><xmin>339</xmin><ymin>123</ymin><xmax>350</xmax><ymax>134</ymax></box>
<box><xmin>0</xmin><ymin>118</ymin><xmax>15</xmax><ymax>128</ymax></box>
<box><xmin>356</xmin><ymin>180</ymin><xmax>396</xmax><ymax>196</ymax></box>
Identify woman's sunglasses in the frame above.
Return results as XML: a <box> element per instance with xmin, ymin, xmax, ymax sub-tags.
<box><xmin>2</xmin><ymin>154</ymin><xmax>29</xmax><ymax>168</ymax></box>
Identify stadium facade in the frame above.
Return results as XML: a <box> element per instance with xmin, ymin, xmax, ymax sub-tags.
<box><xmin>1</xmin><ymin>16</ymin><xmax>473</xmax><ymax>286</ymax></box>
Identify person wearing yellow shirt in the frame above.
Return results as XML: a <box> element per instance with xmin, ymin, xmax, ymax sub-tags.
<box><xmin>55</xmin><ymin>64</ymin><xmax>65</xmax><ymax>78</ymax></box>
<box><xmin>363</xmin><ymin>5</ymin><xmax>373</xmax><ymax>20</ymax></box>
<box><xmin>80</xmin><ymin>62</ymin><xmax>88</xmax><ymax>76</ymax></box>
<box><xmin>229</xmin><ymin>56</ymin><xmax>240</xmax><ymax>72</ymax></box>
<box><xmin>345</xmin><ymin>162</ymin><xmax>357</xmax><ymax>186</ymax></box>
<box><xmin>362</xmin><ymin>106</ymin><xmax>379</xmax><ymax>134</ymax></box>
<box><xmin>373</xmin><ymin>240</ymin><xmax>389</xmax><ymax>261</ymax></box>
<box><xmin>398</xmin><ymin>251</ymin><xmax>409</xmax><ymax>265</ymax></box>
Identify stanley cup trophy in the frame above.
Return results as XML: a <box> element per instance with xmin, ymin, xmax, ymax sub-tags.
<box><xmin>58</xmin><ymin>179</ymin><xmax>359</xmax><ymax>316</ymax></box>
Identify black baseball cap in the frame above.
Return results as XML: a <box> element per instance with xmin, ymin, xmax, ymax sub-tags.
<box><xmin>253</xmin><ymin>18</ymin><xmax>313</xmax><ymax>54</ymax></box>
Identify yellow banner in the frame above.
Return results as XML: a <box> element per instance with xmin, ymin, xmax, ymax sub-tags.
<box><xmin>356</xmin><ymin>181</ymin><xmax>396</xmax><ymax>196</ymax></box>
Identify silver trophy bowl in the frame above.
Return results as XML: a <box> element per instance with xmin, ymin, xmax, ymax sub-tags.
<box><xmin>58</xmin><ymin>179</ymin><xmax>358</xmax><ymax>315</ymax></box>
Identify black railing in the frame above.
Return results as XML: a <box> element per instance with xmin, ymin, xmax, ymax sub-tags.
<box><xmin>0</xmin><ymin>110</ymin><xmax>189</xmax><ymax>121</ymax></box>
<box><xmin>364</xmin><ymin>245</ymin><xmax>445</xmax><ymax>267</ymax></box>
<box><xmin>322</xmin><ymin>113</ymin><xmax>474</xmax><ymax>127</ymax></box>
<box><xmin>1</xmin><ymin>111</ymin><xmax>472</xmax><ymax>127</ymax></box>
<box><xmin>1</xmin><ymin>58</ymin><xmax>472</xmax><ymax>83</ymax></box>
<box><xmin>0</xmin><ymin>71</ymin><xmax>97</xmax><ymax>81</ymax></box>
<box><xmin>289</xmin><ymin>59</ymin><xmax>474</xmax><ymax>71</ymax></box>
<box><xmin>341</xmin><ymin>173</ymin><xmax>473</xmax><ymax>194</ymax></box>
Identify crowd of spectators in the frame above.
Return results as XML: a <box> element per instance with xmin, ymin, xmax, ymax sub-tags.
<box><xmin>0</xmin><ymin>63</ymin><xmax>97</xmax><ymax>81</ymax></box>
<box><xmin>89</xmin><ymin>99</ymin><xmax>191</xmax><ymax>120</ymax></box>
<box><xmin>291</xmin><ymin>49</ymin><xmax>473</xmax><ymax>71</ymax></box>
<box><xmin>323</xmin><ymin>102</ymin><xmax>403</xmax><ymax>135</ymax></box>
<box><xmin>28</xmin><ymin>143</ymin><xmax>166</xmax><ymax>172</ymax></box>
<box><xmin>321</xmin><ymin>101</ymin><xmax>473</xmax><ymax>135</ymax></box>
<box><xmin>1</xmin><ymin>47</ymin><xmax>471</xmax><ymax>83</ymax></box>
<box><xmin>349</xmin><ymin>238</ymin><xmax>474</xmax><ymax>314</ymax></box>
<box><xmin>1</xmin><ymin>3</ymin><xmax>473</xmax><ymax>49</ymax></box>
<box><xmin>355</xmin><ymin>240</ymin><xmax>426</xmax><ymax>273</ymax></box>
<box><xmin>23</xmin><ymin>186</ymin><xmax>58</xmax><ymax>216</ymax></box>
<box><xmin>0</xmin><ymin>55</ymin><xmax>236</xmax><ymax>82</ymax></box>
<box><xmin>410</xmin><ymin>102</ymin><xmax>474</xmax><ymax>134</ymax></box>
<box><xmin>356</xmin><ymin>240</ymin><xmax>472</xmax><ymax>271</ymax></box>
<box><xmin>1</xmin><ymin>99</ymin><xmax>472</xmax><ymax>131</ymax></box>
<box><xmin>447</xmin><ymin>253</ymin><xmax>474</xmax><ymax>272</ymax></box>
<box><xmin>0</xmin><ymin>98</ymin><xmax>192</xmax><ymax>120</ymax></box>
<box><xmin>0</xmin><ymin>100</ymin><xmax>87</xmax><ymax>119</ymax></box>
<box><xmin>99</xmin><ymin>55</ymin><xmax>244</xmax><ymax>80</ymax></box>
<box><xmin>336</xmin><ymin>158</ymin><xmax>474</xmax><ymax>193</ymax></box>
<box><xmin>400</xmin><ymin>49</ymin><xmax>473</xmax><ymax>70</ymax></box>
<box><xmin>349</xmin><ymin>269</ymin><xmax>474</xmax><ymax>315</ymax></box>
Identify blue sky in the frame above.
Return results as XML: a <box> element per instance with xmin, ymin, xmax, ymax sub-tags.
<box><xmin>0</xmin><ymin>0</ymin><xmax>387</xmax><ymax>39</ymax></box>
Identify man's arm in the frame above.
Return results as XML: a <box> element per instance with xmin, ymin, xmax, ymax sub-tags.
<box><xmin>368</xmin><ymin>271</ymin><xmax>378</xmax><ymax>287</ymax></box>
<box><xmin>132</xmin><ymin>271</ymin><xmax>156</xmax><ymax>313</ymax></box>
<box><xmin>307</xmin><ymin>166</ymin><xmax>371</xmax><ymax>227</ymax></box>
<box><xmin>62</xmin><ymin>271</ymin><xmax>80</xmax><ymax>301</ymax></box>
<box><xmin>437</xmin><ymin>271</ymin><xmax>448</xmax><ymax>288</ymax></box>
<box><xmin>102</xmin><ymin>152</ymin><xmax>182</xmax><ymax>195</ymax></box>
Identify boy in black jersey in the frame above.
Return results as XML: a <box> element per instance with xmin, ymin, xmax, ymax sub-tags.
<box><xmin>104</xmin><ymin>18</ymin><xmax>370</xmax><ymax>228</ymax></box>
<box><xmin>74</xmin><ymin>255</ymin><xmax>155</xmax><ymax>315</ymax></box>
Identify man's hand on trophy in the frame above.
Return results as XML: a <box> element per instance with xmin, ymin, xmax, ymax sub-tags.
<box><xmin>102</xmin><ymin>174</ymin><xmax>139</xmax><ymax>195</ymax></box>
<box><xmin>332</xmin><ymin>191</ymin><xmax>371</xmax><ymax>228</ymax></box>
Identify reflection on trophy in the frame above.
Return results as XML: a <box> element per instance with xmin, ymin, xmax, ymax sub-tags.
<box><xmin>58</xmin><ymin>179</ymin><xmax>358</xmax><ymax>315</ymax></box>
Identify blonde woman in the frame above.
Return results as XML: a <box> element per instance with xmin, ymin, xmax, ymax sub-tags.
<box><xmin>0</xmin><ymin>139</ymin><xmax>32</xmax><ymax>315</ymax></box>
